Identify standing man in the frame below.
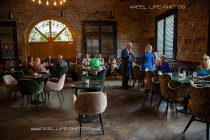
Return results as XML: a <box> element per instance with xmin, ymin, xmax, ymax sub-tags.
<box><xmin>121</xmin><ymin>42</ymin><xmax>135</xmax><ymax>88</ymax></box>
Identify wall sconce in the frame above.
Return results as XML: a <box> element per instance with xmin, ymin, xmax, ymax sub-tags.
<box><xmin>8</xmin><ymin>10</ymin><xmax>13</xmax><ymax>19</ymax></box>
<box><xmin>60</xmin><ymin>9</ymin><xmax>65</xmax><ymax>18</ymax></box>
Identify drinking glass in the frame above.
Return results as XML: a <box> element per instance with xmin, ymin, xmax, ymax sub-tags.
<box><xmin>193</xmin><ymin>71</ymin><xmax>197</xmax><ymax>82</ymax></box>
<box><xmin>193</xmin><ymin>72</ymin><xmax>197</xmax><ymax>77</ymax></box>
<box><xmin>183</xmin><ymin>70</ymin><xmax>186</xmax><ymax>78</ymax></box>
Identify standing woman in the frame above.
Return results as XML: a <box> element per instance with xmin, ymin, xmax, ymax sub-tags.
<box><xmin>121</xmin><ymin>42</ymin><xmax>135</xmax><ymax>88</ymax></box>
<box><xmin>140</xmin><ymin>45</ymin><xmax>154</xmax><ymax>87</ymax></box>
<box><xmin>140</xmin><ymin>44</ymin><xmax>154</xmax><ymax>72</ymax></box>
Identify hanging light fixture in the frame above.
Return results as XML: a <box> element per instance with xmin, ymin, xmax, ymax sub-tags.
<box><xmin>32</xmin><ymin>0</ymin><xmax>66</xmax><ymax>6</ymax></box>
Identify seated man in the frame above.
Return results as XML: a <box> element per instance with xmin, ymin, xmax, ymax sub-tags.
<box><xmin>53</xmin><ymin>55</ymin><xmax>68</xmax><ymax>77</ymax></box>
<box><xmin>195</xmin><ymin>54</ymin><xmax>210</xmax><ymax>79</ymax></box>
<box><xmin>97</xmin><ymin>53</ymin><xmax>105</xmax><ymax>66</ymax></box>
<box><xmin>43</xmin><ymin>55</ymin><xmax>54</xmax><ymax>73</ymax></box>
<box><xmin>158</xmin><ymin>55</ymin><xmax>170</xmax><ymax>72</ymax></box>
<box><xmin>89</xmin><ymin>58</ymin><xmax>101</xmax><ymax>71</ymax></box>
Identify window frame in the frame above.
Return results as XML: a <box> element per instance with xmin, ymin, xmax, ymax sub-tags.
<box><xmin>155</xmin><ymin>8</ymin><xmax>177</xmax><ymax>59</ymax></box>
<box><xmin>29</xmin><ymin>19</ymin><xmax>73</xmax><ymax>42</ymax></box>
<box><xmin>82</xmin><ymin>20</ymin><xmax>117</xmax><ymax>58</ymax></box>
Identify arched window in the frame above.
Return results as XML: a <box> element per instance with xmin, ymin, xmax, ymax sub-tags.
<box><xmin>29</xmin><ymin>19</ymin><xmax>73</xmax><ymax>42</ymax></box>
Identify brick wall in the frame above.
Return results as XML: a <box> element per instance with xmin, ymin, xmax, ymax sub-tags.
<box><xmin>0</xmin><ymin>0</ymin><xmax>148</xmax><ymax>64</ymax></box>
<box><xmin>146</xmin><ymin>0</ymin><xmax>209</xmax><ymax>62</ymax></box>
<box><xmin>0</xmin><ymin>0</ymin><xmax>209</xmax><ymax>64</ymax></box>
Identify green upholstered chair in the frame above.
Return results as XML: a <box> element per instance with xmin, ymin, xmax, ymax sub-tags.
<box><xmin>158</xmin><ymin>73</ymin><xmax>188</xmax><ymax>116</ymax></box>
<box><xmin>145</xmin><ymin>70</ymin><xmax>160</xmax><ymax>106</ymax></box>
<box><xmin>52</xmin><ymin>66</ymin><xmax>68</xmax><ymax>78</ymax></box>
<box><xmin>96</xmin><ymin>69</ymin><xmax>107</xmax><ymax>81</ymax></box>
<box><xmin>18</xmin><ymin>79</ymin><xmax>44</xmax><ymax>105</ymax></box>
<box><xmin>10</xmin><ymin>71</ymin><xmax>25</xmax><ymax>80</ymax></box>
<box><xmin>183</xmin><ymin>81</ymin><xmax>210</xmax><ymax>140</ymax></box>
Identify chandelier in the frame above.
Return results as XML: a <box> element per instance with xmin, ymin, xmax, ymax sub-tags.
<box><xmin>32</xmin><ymin>0</ymin><xmax>66</xmax><ymax>6</ymax></box>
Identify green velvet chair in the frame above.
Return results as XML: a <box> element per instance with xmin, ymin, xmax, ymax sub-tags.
<box><xmin>10</xmin><ymin>71</ymin><xmax>25</xmax><ymax>80</ymax></box>
<box><xmin>97</xmin><ymin>69</ymin><xmax>107</xmax><ymax>81</ymax></box>
<box><xmin>18</xmin><ymin>79</ymin><xmax>44</xmax><ymax>105</ymax></box>
<box><xmin>52</xmin><ymin>66</ymin><xmax>68</xmax><ymax>78</ymax></box>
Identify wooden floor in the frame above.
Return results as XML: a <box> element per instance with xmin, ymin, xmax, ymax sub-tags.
<box><xmin>0</xmin><ymin>77</ymin><xmax>207</xmax><ymax>140</ymax></box>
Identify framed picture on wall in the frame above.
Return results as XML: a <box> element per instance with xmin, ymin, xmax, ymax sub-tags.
<box><xmin>0</xmin><ymin>33</ymin><xmax>15</xmax><ymax>59</ymax></box>
<box><xmin>0</xmin><ymin>20</ymin><xmax>18</xmax><ymax>60</ymax></box>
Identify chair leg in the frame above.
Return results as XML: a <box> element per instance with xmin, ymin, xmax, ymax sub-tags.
<box><xmin>15</xmin><ymin>91</ymin><xmax>17</xmax><ymax>100</ymax></box>
<box><xmin>21</xmin><ymin>95</ymin><xmax>24</xmax><ymax>105</ymax></box>
<box><xmin>79</xmin><ymin>114</ymin><xmax>83</xmax><ymax>137</ymax></box>
<box><xmin>36</xmin><ymin>95</ymin><xmax>38</xmax><ymax>105</ymax></box>
<box><xmin>48</xmin><ymin>92</ymin><xmax>50</xmax><ymax>101</ymax></box>
<box><xmin>157</xmin><ymin>97</ymin><xmax>163</xmax><ymax>110</ymax></box>
<box><xmin>59</xmin><ymin>90</ymin><xmax>64</xmax><ymax>101</ymax></box>
<box><xmin>144</xmin><ymin>89</ymin><xmax>150</xmax><ymax>101</ymax></box>
<box><xmin>57</xmin><ymin>91</ymin><xmax>62</xmax><ymax>104</ymax></box>
<box><xmin>40</xmin><ymin>92</ymin><xmax>44</xmax><ymax>100</ymax></box>
<box><xmin>99</xmin><ymin>113</ymin><xmax>104</xmax><ymax>135</ymax></box>
<box><xmin>8</xmin><ymin>91</ymin><xmax>11</xmax><ymax>102</ymax></box>
<box><xmin>183</xmin><ymin>115</ymin><xmax>195</xmax><ymax>133</ymax></box>
<box><xmin>164</xmin><ymin>100</ymin><xmax>169</xmax><ymax>116</ymax></box>
<box><xmin>207</xmin><ymin>123</ymin><xmax>209</xmax><ymax>140</ymax></box>
<box><xmin>132</xmin><ymin>80</ymin><xmax>136</xmax><ymax>87</ymax></box>
<box><xmin>150</xmin><ymin>92</ymin><xmax>154</xmax><ymax>106</ymax></box>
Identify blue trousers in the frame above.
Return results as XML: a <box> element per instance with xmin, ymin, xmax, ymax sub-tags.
<box><xmin>122</xmin><ymin>64</ymin><xmax>131</xmax><ymax>86</ymax></box>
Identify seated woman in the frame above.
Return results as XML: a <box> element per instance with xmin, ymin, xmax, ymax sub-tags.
<box><xmin>195</xmin><ymin>54</ymin><xmax>210</xmax><ymax>79</ymax></box>
<box><xmin>33</xmin><ymin>57</ymin><xmax>48</xmax><ymax>74</ymax></box>
<box><xmin>153</xmin><ymin>52</ymin><xmax>161</xmax><ymax>71</ymax></box>
<box><xmin>27</xmin><ymin>56</ymin><xmax>34</xmax><ymax>74</ymax></box>
<box><xmin>158</xmin><ymin>55</ymin><xmax>170</xmax><ymax>73</ymax></box>
<box><xmin>107</xmin><ymin>55</ymin><xmax>119</xmax><ymax>73</ymax></box>
<box><xmin>82</xmin><ymin>54</ymin><xmax>91</xmax><ymax>66</ymax></box>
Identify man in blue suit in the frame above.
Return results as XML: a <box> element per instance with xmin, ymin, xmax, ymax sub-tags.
<box><xmin>121</xmin><ymin>42</ymin><xmax>135</xmax><ymax>88</ymax></box>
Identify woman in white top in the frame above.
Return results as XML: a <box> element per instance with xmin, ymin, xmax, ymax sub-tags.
<box><xmin>108</xmin><ymin>55</ymin><xmax>118</xmax><ymax>73</ymax></box>
<box><xmin>153</xmin><ymin>52</ymin><xmax>160</xmax><ymax>70</ymax></box>
<box><xmin>82</xmin><ymin>54</ymin><xmax>91</xmax><ymax>66</ymax></box>
<box><xmin>33</xmin><ymin>58</ymin><xmax>49</xmax><ymax>73</ymax></box>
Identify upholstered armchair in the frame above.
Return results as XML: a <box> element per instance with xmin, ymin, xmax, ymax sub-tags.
<box><xmin>44</xmin><ymin>74</ymin><xmax>66</xmax><ymax>104</ymax></box>
<box><xmin>183</xmin><ymin>80</ymin><xmax>210</xmax><ymax>140</ymax></box>
<box><xmin>145</xmin><ymin>70</ymin><xmax>160</xmax><ymax>106</ymax></box>
<box><xmin>158</xmin><ymin>73</ymin><xmax>188</xmax><ymax>116</ymax></box>
<box><xmin>130</xmin><ymin>65</ymin><xmax>143</xmax><ymax>90</ymax></box>
<box><xmin>2</xmin><ymin>75</ymin><xmax>19</xmax><ymax>102</ymax></box>
<box><xmin>18</xmin><ymin>79</ymin><xmax>44</xmax><ymax>105</ymax></box>
<box><xmin>74</xmin><ymin>91</ymin><xmax>107</xmax><ymax>136</ymax></box>
<box><xmin>10</xmin><ymin>71</ymin><xmax>25</xmax><ymax>80</ymax></box>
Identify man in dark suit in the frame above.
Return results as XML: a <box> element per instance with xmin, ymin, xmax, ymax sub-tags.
<box><xmin>121</xmin><ymin>42</ymin><xmax>135</xmax><ymax>88</ymax></box>
<box><xmin>43</xmin><ymin>55</ymin><xmax>55</xmax><ymax>73</ymax></box>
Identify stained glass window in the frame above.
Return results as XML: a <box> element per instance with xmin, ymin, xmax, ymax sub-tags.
<box><xmin>29</xmin><ymin>19</ymin><xmax>73</xmax><ymax>42</ymax></box>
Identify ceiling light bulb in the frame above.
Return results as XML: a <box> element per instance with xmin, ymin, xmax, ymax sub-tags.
<box><xmin>32</xmin><ymin>0</ymin><xmax>35</xmax><ymax>2</ymax></box>
<box><xmin>46</xmin><ymin>1</ymin><xmax>49</xmax><ymax>5</ymax></box>
<box><xmin>38</xmin><ymin>0</ymin><xmax>41</xmax><ymax>4</ymax></box>
<box><xmin>63</xmin><ymin>0</ymin><xmax>66</xmax><ymax>2</ymax></box>
<box><xmin>60</xmin><ymin>1</ymin><xmax>63</xmax><ymax>5</ymax></box>
<box><xmin>54</xmin><ymin>1</ymin><xmax>57</xmax><ymax>6</ymax></box>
